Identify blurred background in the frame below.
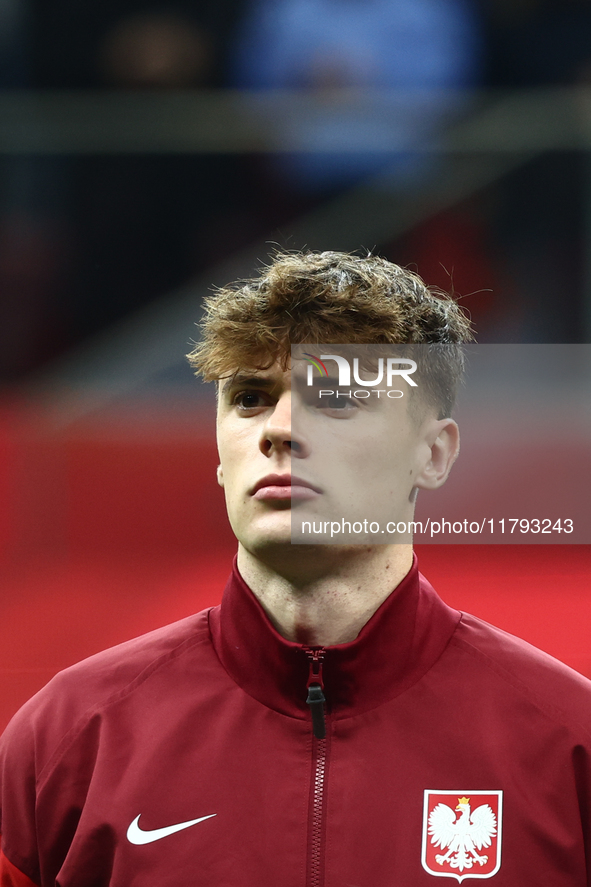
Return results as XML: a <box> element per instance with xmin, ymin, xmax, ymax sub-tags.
<box><xmin>1</xmin><ymin>0</ymin><xmax>591</xmax><ymax>731</ymax></box>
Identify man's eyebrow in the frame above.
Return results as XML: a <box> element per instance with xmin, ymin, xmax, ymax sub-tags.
<box><xmin>221</xmin><ymin>375</ymin><xmax>277</xmax><ymax>395</ymax></box>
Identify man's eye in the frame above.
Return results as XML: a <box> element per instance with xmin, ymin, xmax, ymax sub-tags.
<box><xmin>233</xmin><ymin>391</ymin><xmax>268</xmax><ymax>410</ymax></box>
<box><xmin>318</xmin><ymin>394</ymin><xmax>358</xmax><ymax>412</ymax></box>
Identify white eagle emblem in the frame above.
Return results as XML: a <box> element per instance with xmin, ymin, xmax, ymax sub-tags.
<box><xmin>422</xmin><ymin>791</ymin><xmax>503</xmax><ymax>882</ymax></box>
<box><xmin>429</xmin><ymin>798</ymin><xmax>496</xmax><ymax>870</ymax></box>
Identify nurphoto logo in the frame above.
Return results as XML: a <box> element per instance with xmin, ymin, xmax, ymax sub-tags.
<box><xmin>304</xmin><ymin>353</ymin><xmax>417</xmax><ymax>388</ymax></box>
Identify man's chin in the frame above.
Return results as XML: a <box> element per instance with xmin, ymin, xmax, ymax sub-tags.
<box><xmin>234</xmin><ymin>511</ymin><xmax>293</xmax><ymax>552</ymax></box>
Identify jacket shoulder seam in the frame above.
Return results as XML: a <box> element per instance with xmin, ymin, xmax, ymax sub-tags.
<box><xmin>35</xmin><ymin>612</ymin><xmax>213</xmax><ymax>789</ymax></box>
<box><xmin>450</xmin><ymin>625</ymin><xmax>591</xmax><ymax>741</ymax></box>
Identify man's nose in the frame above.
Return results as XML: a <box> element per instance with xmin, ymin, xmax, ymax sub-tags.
<box><xmin>259</xmin><ymin>392</ymin><xmax>309</xmax><ymax>457</ymax></box>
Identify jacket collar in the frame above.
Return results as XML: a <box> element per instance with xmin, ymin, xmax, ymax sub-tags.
<box><xmin>209</xmin><ymin>554</ymin><xmax>460</xmax><ymax>720</ymax></box>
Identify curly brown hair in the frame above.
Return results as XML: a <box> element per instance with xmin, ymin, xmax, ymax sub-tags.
<box><xmin>188</xmin><ymin>250</ymin><xmax>474</xmax><ymax>416</ymax></box>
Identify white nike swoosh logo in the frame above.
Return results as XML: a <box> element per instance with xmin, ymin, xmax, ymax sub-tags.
<box><xmin>126</xmin><ymin>813</ymin><xmax>216</xmax><ymax>845</ymax></box>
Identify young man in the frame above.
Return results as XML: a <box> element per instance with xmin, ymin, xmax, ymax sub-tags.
<box><xmin>1</xmin><ymin>251</ymin><xmax>590</xmax><ymax>886</ymax></box>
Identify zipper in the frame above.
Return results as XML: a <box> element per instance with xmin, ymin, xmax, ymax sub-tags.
<box><xmin>304</xmin><ymin>647</ymin><xmax>328</xmax><ymax>887</ymax></box>
<box><xmin>308</xmin><ymin>736</ymin><xmax>327</xmax><ymax>887</ymax></box>
<box><xmin>305</xmin><ymin>647</ymin><xmax>326</xmax><ymax>740</ymax></box>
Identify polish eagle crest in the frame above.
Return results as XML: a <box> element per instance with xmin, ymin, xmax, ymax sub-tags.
<box><xmin>422</xmin><ymin>791</ymin><xmax>503</xmax><ymax>881</ymax></box>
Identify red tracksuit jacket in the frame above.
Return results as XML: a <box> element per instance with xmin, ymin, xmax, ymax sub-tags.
<box><xmin>1</xmin><ymin>556</ymin><xmax>591</xmax><ymax>885</ymax></box>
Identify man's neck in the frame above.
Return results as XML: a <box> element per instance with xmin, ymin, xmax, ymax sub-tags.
<box><xmin>236</xmin><ymin>543</ymin><xmax>414</xmax><ymax>646</ymax></box>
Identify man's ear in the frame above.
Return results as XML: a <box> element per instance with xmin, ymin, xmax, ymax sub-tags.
<box><xmin>414</xmin><ymin>418</ymin><xmax>460</xmax><ymax>491</ymax></box>
<box><xmin>216</xmin><ymin>464</ymin><xmax>224</xmax><ymax>487</ymax></box>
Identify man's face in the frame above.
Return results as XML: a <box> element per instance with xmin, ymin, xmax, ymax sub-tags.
<box><xmin>216</xmin><ymin>359</ymin><xmax>458</xmax><ymax>556</ymax></box>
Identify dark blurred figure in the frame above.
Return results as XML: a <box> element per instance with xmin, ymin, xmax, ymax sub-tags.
<box><xmin>0</xmin><ymin>0</ymin><xmax>73</xmax><ymax>381</ymax></box>
<box><xmin>486</xmin><ymin>0</ymin><xmax>591</xmax><ymax>88</ymax></box>
<box><xmin>388</xmin><ymin>0</ymin><xmax>591</xmax><ymax>343</ymax></box>
<box><xmin>31</xmin><ymin>3</ymin><xmax>241</xmax><ymax>88</ymax></box>
<box><xmin>230</xmin><ymin>0</ymin><xmax>481</xmax><ymax>193</ymax></box>
<box><xmin>224</xmin><ymin>0</ymin><xmax>489</xmax><ymax>336</ymax></box>
<box><xmin>0</xmin><ymin>0</ymin><xmax>27</xmax><ymax>85</ymax></box>
<box><xmin>481</xmin><ymin>0</ymin><xmax>591</xmax><ymax>341</ymax></box>
<box><xmin>4</xmin><ymin>2</ymin><xmax>248</xmax><ymax>372</ymax></box>
<box><xmin>62</xmin><ymin>9</ymin><xmax>226</xmax><ymax>342</ymax></box>
<box><xmin>98</xmin><ymin>12</ymin><xmax>212</xmax><ymax>88</ymax></box>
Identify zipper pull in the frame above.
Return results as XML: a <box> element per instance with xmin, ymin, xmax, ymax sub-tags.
<box><xmin>306</xmin><ymin>684</ymin><xmax>326</xmax><ymax>739</ymax></box>
<box><xmin>305</xmin><ymin>648</ymin><xmax>326</xmax><ymax>740</ymax></box>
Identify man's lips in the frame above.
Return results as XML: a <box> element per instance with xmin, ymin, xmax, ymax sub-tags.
<box><xmin>251</xmin><ymin>474</ymin><xmax>322</xmax><ymax>501</ymax></box>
